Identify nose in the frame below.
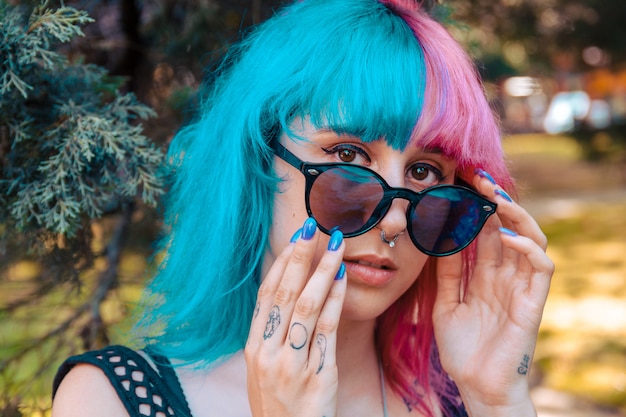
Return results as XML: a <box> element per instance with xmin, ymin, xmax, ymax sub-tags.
<box><xmin>376</xmin><ymin>196</ymin><xmax>409</xmax><ymax>239</ymax></box>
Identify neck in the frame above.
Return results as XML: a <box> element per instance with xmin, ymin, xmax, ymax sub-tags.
<box><xmin>335</xmin><ymin>318</ymin><xmax>387</xmax><ymax>417</ymax></box>
<box><xmin>336</xmin><ymin>317</ymin><xmax>379</xmax><ymax>370</ymax></box>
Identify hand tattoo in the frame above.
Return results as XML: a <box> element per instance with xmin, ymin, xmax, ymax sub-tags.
<box><xmin>263</xmin><ymin>306</ymin><xmax>281</xmax><ymax>340</ymax></box>
<box><xmin>517</xmin><ymin>354</ymin><xmax>530</xmax><ymax>375</ymax></box>
<box><xmin>289</xmin><ymin>322</ymin><xmax>308</xmax><ymax>350</ymax></box>
<box><xmin>315</xmin><ymin>334</ymin><xmax>327</xmax><ymax>374</ymax></box>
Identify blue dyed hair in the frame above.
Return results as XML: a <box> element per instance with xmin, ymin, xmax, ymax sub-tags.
<box><xmin>136</xmin><ymin>0</ymin><xmax>428</xmax><ymax>364</ymax></box>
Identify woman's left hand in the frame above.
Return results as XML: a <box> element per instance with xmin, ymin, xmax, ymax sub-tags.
<box><xmin>432</xmin><ymin>172</ymin><xmax>554</xmax><ymax>417</ymax></box>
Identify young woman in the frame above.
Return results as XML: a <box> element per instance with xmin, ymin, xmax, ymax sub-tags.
<box><xmin>52</xmin><ymin>0</ymin><xmax>554</xmax><ymax>416</ymax></box>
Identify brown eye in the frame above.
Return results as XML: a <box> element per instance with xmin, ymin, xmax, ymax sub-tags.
<box><xmin>322</xmin><ymin>144</ymin><xmax>370</xmax><ymax>164</ymax></box>
<box><xmin>338</xmin><ymin>148</ymin><xmax>357</xmax><ymax>162</ymax></box>
<box><xmin>411</xmin><ymin>165</ymin><xmax>430</xmax><ymax>181</ymax></box>
<box><xmin>408</xmin><ymin>163</ymin><xmax>443</xmax><ymax>188</ymax></box>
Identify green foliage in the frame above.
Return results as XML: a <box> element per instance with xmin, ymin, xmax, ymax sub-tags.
<box><xmin>0</xmin><ymin>0</ymin><xmax>164</xmax><ymax>240</ymax></box>
<box><xmin>0</xmin><ymin>3</ymin><xmax>165</xmax><ymax>413</ymax></box>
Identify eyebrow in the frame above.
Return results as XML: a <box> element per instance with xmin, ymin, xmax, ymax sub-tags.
<box><xmin>421</xmin><ymin>146</ymin><xmax>443</xmax><ymax>155</ymax></box>
<box><xmin>318</xmin><ymin>127</ymin><xmax>360</xmax><ymax>138</ymax></box>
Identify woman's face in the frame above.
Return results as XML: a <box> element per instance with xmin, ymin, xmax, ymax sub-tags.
<box><xmin>265</xmin><ymin>119</ymin><xmax>457</xmax><ymax>321</ymax></box>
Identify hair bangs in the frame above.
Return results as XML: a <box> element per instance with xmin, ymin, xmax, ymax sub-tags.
<box><xmin>254</xmin><ymin>0</ymin><xmax>427</xmax><ymax>149</ymax></box>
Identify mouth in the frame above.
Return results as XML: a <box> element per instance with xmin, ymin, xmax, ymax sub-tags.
<box><xmin>343</xmin><ymin>255</ymin><xmax>397</xmax><ymax>287</ymax></box>
<box><xmin>352</xmin><ymin>260</ymin><xmax>393</xmax><ymax>270</ymax></box>
<box><xmin>344</xmin><ymin>256</ymin><xmax>397</xmax><ymax>271</ymax></box>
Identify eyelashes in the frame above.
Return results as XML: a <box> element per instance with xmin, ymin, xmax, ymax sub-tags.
<box><xmin>322</xmin><ymin>144</ymin><xmax>370</xmax><ymax>164</ymax></box>
<box><xmin>322</xmin><ymin>143</ymin><xmax>446</xmax><ymax>189</ymax></box>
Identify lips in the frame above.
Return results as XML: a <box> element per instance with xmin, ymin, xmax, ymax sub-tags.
<box><xmin>345</xmin><ymin>254</ymin><xmax>397</xmax><ymax>270</ymax></box>
<box><xmin>353</xmin><ymin>260</ymin><xmax>393</xmax><ymax>270</ymax></box>
<box><xmin>343</xmin><ymin>255</ymin><xmax>398</xmax><ymax>287</ymax></box>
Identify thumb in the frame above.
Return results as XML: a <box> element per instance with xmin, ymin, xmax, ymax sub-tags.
<box><xmin>433</xmin><ymin>252</ymin><xmax>464</xmax><ymax>317</ymax></box>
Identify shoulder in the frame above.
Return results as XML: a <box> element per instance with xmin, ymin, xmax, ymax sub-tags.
<box><xmin>52</xmin><ymin>363</ymin><xmax>129</xmax><ymax>417</ymax></box>
<box><xmin>52</xmin><ymin>345</ymin><xmax>194</xmax><ymax>417</ymax></box>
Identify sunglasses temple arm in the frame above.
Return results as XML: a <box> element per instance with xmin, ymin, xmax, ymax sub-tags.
<box><xmin>270</xmin><ymin>136</ymin><xmax>306</xmax><ymax>172</ymax></box>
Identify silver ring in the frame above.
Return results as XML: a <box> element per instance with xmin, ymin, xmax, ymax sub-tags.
<box><xmin>380</xmin><ymin>230</ymin><xmax>400</xmax><ymax>248</ymax></box>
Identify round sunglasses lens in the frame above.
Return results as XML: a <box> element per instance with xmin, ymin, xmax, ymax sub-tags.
<box><xmin>309</xmin><ymin>166</ymin><xmax>383</xmax><ymax>234</ymax></box>
<box><xmin>410</xmin><ymin>188</ymin><xmax>485</xmax><ymax>255</ymax></box>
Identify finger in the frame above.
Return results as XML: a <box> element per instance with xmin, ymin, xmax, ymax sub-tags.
<box><xmin>474</xmin><ymin>172</ymin><xmax>547</xmax><ymax>251</ymax></box>
<box><xmin>494</xmin><ymin>190</ymin><xmax>548</xmax><ymax>251</ymax></box>
<box><xmin>474</xmin><ymin>213</ymin><xmax>506</xmax><ymax>267</ymax></box>
<box><xmin>472</xmin><ymin>172</ymin><xmax>517</xmax><ymax>266</ymax></box>
<box><xmin>434</xmin><ymin>252</ymin><xmax>463</xmax><ymax>316</ymax></box>
<box><xmin>308</xmin><ymin>264</ymin><xmax>347</xmax><ymax>376</ymax></box>
<box><xmin>248</xmin><ymin>218</ymin><xmax>315</xmax><ymax>345</ymax></box>
<box><xmin>284</xmin><ymin>231</ymin><xmax>345</xmax><ymax>365</ymax></box>
<box><xmin>247</xmin><ymin>240</ymin><xmax>295</xmax><ymax>346</ymax></box>
<box><xmin>492</xmin><ymin>193</ymin><xmax>547</xmax><ymax>275</ymax></box>
<box><xmin>264</xmin><ymin>217</ymin><xmax>321</xmax><ymax>345</ymax></box>
<box><xmin>499</xmin><ymin>230</ymin><xmax>555</xmax><ymax>305</ymax></box>
<box><xmin>473</xmin><ymin>171</ymin><xmax>546</xmax><ymax>273</ymax></box>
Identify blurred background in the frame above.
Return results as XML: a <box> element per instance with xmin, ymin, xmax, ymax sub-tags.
<box><xmin>1</xmin><ymin>0</ymin><xmax>625</xmax><ymax>416</ymax></box>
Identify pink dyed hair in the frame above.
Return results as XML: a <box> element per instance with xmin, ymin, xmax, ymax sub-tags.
<box><xmin>377</xmin><ymin>1</ymin><xmax>515</xmax><ymax>416</ymax></box>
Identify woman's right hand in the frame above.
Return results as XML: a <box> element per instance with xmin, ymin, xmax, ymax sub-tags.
<box><xmin>245</xmin><ymin>218</ymin><xmax>347</xmax><ymax>417</ymax></box>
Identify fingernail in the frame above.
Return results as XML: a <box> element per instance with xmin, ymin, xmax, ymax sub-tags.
<box><xmin>334</xmin><ymin>262</ymin><xmax>346</xmax><ymax>280</ymax></box>
<box><xmin>499</xmin><ymin>227</ymin><xmax>518</xmax><ymax>237</ymax></box>
<box><xmin>301</xmin><ymin>217</ymin><xmax>317</xmax><ymax>240</ymax></box>
<box><xmin>495</xmin><ymin>188</ymin><xmax>513</xmax><ymax>203</ymax></box>
<box><xmin>327</xmin><ymin>230</ymin><xmax>343</xmax><ymax>251</ymax></box>
<box><xmin>290</xmin><ymin>228</ymin><xmax>302</xmax><ymax>243</ymax></box>
<box><xmin>475</xmin><ymin>168</ymin><xmax>497</xmax><ymax>185</ymax></box>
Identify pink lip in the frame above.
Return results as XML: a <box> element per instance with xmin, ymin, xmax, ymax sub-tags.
<box><xmin>343</xmin><ymin>255</ymin><xmax>398</xmax><ymax>287</ymax></box>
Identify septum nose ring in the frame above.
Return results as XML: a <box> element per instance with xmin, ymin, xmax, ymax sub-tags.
<box><xmin>380</xmin><ymin>230</ymin><xmax>403</xmax><ymax>248</ymax></box>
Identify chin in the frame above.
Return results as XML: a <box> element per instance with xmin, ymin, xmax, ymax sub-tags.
<box><xmin>339</xmin><ymin>288</ymin><xmax>392</xmax><ymax>323</ymax></box>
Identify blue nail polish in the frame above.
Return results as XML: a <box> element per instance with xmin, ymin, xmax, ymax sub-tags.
<box><xmin>327</xmin><ymin>230</ymin><xmax>343</xmax><ymax>251</ymax></box>
<box><xmin>290</xmin><ymin>228</ymin><xmax>302</xmax><ymax>243</ymax></box>
<box><xmin>495</xmin><ymin>188</ymin><xmax>513</xmax><ymax>203</ymax></box>
<box><xmin>334</xmin><ymin>263</ymin><xmax>346</xmax><ymax>280</ymax></box>
<box><xmin>301</xmin><ymin>217</ymin><xmax>317</xmax><ymax>240</ymax></box>
<box><xmin>499</xmin><ymin>227</ymin><xmax>518</xmax><ymax>237</ymax></box>
<box><xmin>475</xmin><ymin>168</ymin><xmax>497</xmax><ymax>185</ymax></box>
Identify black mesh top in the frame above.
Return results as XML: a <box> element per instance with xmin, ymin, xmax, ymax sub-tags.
<box><xmin>53</xmin><ymin>345</ymin><xmax>192</xmax><ymax>417</ymax></box>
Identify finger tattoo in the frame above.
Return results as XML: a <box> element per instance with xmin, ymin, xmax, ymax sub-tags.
<box><xmin>263</xmin><ymin>306</ymin><xmax>281</xmax><ymax>340</ymax></box>
<box><xmin>315</xmin><ymin>334</ymin><xmax>327</xmax><ymax>374</ymax></box>
<box><xmin>288</xmin><ymin>322</ymin><xmax>308</xmax><ymax>350</ymax></box>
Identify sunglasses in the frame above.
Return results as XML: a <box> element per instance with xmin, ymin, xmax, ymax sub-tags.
<box><xmin>271</xmin><ymin>138</ymin><xmax>497</xmax><ymax>256</ymax></box>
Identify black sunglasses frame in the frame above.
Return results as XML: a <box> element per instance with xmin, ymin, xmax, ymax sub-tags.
<box><xmin>271</xmin><ymin>137</ymin><xmax>497</xmax><ymax>256</ymax></box>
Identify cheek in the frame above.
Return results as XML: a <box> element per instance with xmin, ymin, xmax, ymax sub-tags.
<box><xmin>270</xmin><ymin>174</ymin><xmax>308</xmax><ymax>246</ymax></box>
<box><xmin>395</xmin><ymin>248</ymin><xmax>429</xmax><ymax>292</ymax></box>
<box><xmin>264</xmin><ymin>169</ymin><xmax>317</xmax><ymax>279</ymax></box>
